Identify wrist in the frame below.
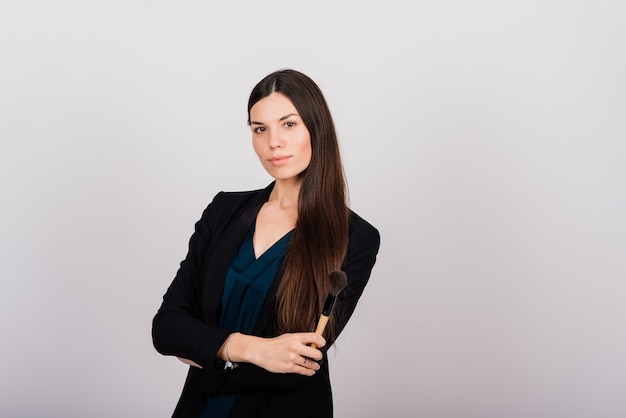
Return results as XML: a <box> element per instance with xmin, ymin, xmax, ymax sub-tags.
<box><xmin>224</xmin><ymin>333</ymin><xmax>238</xmax><ymax>370</ymax></box>
<box><xmin>229</xmin><ymin>333</ymin><xmax>262</xmax><ymax>365</ymax></box>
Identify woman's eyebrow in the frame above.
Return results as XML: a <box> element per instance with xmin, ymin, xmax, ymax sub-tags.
<box><xmin>279</xmin><ymin>113</ymin><xmax>299</xmax><ymax>121</ymax></box>
<box><xmin>250</xmin><ymin>113</ymin><xmax>299</xmax><ymax>125</ymax></box>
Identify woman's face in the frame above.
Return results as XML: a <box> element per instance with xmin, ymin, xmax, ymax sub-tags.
<box><xmin>249</xmin><ymin>92</ymin><xmax>312</xmax><ymax>183</ymax></box>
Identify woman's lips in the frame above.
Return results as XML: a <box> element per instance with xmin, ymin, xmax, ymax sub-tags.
<box><xmin>268</xmin><ymin>155</ymin><xmax>291</xmax><ymax>166</ymax></box>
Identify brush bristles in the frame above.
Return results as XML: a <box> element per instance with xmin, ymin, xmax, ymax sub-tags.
<box><xmin>328</xmin><ymin>270</ymin><xmax>347</xmax><ymax>296</ymax></box>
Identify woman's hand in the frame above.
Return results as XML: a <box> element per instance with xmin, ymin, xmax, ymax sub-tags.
<box><xmin>224</xmin><ymin>332</ymin><xmax>326</xmax><ymax>376</ymax></box>
<box><xmin>177</xmin><ymin>357</ymin><xmax>202</xmax><ymax>368</ymax></box>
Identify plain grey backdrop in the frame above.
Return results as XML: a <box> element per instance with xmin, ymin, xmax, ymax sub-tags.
<box><xmin>1</xmin><ymin>1</ymin><xmax>625</xmax><ymax>417</ymax></box>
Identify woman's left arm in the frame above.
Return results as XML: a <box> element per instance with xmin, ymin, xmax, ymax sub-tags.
<box><xmin>199</xmin><ymin>213</ymin><xmax>381</xmax><ymax>395</ymax></box>
<box><xmin>330</xmin><ymin>213</ymin><xmax>381</xmax><ymax>345</ymax></box>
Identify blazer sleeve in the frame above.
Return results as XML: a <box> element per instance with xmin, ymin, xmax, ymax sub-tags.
<box><xmin>152</xmin><ymin>192</ymin><xmax>233</xmax><ymax>368</ymax></box>
<box><xmin>333</xmin><ymin>211</ymin><xmax>381</xmax><ymax>344</ymax></box>
<box><xmin>201</xmin><ymin>211</ymin><xmax>381</xmax><ymax>394</ymax></box>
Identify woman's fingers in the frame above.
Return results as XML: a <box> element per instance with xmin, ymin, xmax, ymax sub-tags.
<box><xmin>250</xmin><ymin>332</ymin><xmax>326</xmax><ymax>375</ymax></box>
<box><xmin>305</xmin><ymin>332</ymin><xmax>326</xmax><ymax>348</ymax></box>
<box><xmin>295</xmin><ymin>332</ymin><xmax>326</xmax><ymax>359</ymax></box>
<box><xmin>176</xmin><ymin>357</ymin><xmax>202</xmax><ymax>369</ymax></box>
<box><xmin>297</xmin><ymin>356</ymin><xmax>319</xmax><ymax>376</ymax></box>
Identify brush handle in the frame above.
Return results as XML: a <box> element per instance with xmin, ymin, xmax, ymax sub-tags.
<box><xmin>310</xmin><ymin>314</ymin><xmax>329</xmax><ymax>349</ymax></box>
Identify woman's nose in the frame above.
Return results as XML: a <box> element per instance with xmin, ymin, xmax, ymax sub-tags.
<box><xmin>268</xmin><ymin>130</ymin><xmax>283</xmax><ymax>148</ymax></box>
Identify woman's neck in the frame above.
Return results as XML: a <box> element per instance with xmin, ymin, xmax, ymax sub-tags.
<box><xmin>270</xmin><ymin>178</ymin><xmax>302</xmax><ymax>210</ymax></box>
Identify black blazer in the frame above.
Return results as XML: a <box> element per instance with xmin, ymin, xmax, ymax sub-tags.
<box><xmin>152</xmin><ymin>183</ymin><xmax>380</xmax><ymax>417</ymax></box>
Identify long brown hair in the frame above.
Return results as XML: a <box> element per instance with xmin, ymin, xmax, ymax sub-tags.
<box><xmin>247</xmin><ymin>69</ymin><xmax>349</xmax><ymax>340</ymax></box>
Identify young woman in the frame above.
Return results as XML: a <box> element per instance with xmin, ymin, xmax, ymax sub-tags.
<box><xmin>152</xmin><ymin>69</ymin><xmax>380</xmax><ymax>418</ymax></box>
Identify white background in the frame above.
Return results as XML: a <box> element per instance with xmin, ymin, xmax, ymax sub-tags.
<box><xmin>1</xmin><ymin>1</ymin><xmax>625</xmax><ymax>417</ymax></box>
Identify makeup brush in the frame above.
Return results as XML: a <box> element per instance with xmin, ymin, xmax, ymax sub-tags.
<box><xmin>311</xmin><ymin>270</ymin><xmax>348</xmax><ymax>349</ymax></box>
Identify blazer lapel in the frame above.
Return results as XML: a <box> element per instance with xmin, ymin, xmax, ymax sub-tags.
<box><xmin>201</xmin><ymin>183</ymin><xmax>275</xmax><ymax>323</ymax></box>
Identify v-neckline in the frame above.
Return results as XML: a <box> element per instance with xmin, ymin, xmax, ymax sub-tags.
<box><xmin>251</xmin><ymin>224</ymin><xmax>294</xmax><ymax>261</ymax></box>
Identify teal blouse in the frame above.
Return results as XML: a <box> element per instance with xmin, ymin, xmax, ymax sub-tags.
<box><xmin>198</xmin><ymin>222</ymin><xmax>293</xmax><ymax>418</ymax></box>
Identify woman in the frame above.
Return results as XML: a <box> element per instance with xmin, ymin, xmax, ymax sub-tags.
<box><xmin>152</xmin><ymin>69</ymin><xmax>380</xmax><ymax>417</ymax></box>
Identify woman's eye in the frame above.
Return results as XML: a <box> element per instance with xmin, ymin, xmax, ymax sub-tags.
<box><xmin>284</xmin><ymin>121</ymin><xmax>295</xmax><ymax>128</ymax></box>
<box><xmin>253</xmin><ymin>126</ymin><xmax>265</xmax><ymax>133</ymax></box>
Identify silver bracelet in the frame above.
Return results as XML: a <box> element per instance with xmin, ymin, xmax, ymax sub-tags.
<box><xmin>224</xmin><ymin>333</ymin><xmax>238</xmax><ymax>370</ymax></box>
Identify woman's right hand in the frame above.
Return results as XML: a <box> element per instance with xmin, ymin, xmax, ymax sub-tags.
<box><xmin>223</xmin><ymin>332</ymin><xmax>326</xmax><ymax>376</ymax></box>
